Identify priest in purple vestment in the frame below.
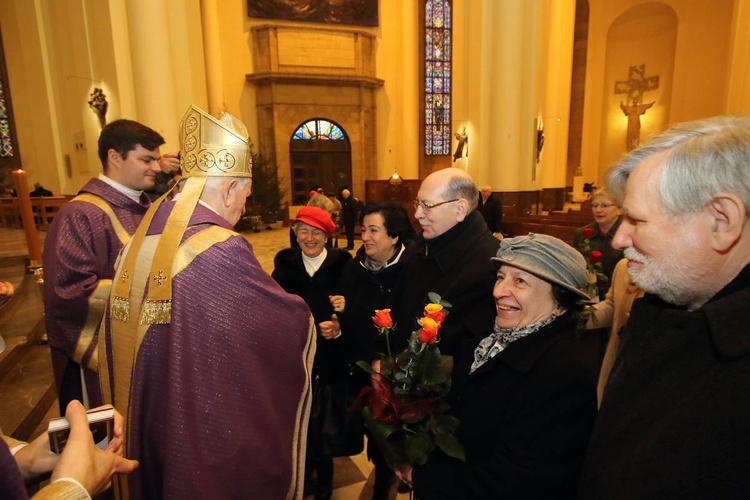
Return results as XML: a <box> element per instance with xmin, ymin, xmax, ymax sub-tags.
<box><xmin>43</xmin><ymin>119</ymin><xmax>171</xmax><ymax>414</ymax></box>
<box><xmin>101</xmin><ymin>105</ymin><xmax>315</xmax><ymax>499</ymax></box>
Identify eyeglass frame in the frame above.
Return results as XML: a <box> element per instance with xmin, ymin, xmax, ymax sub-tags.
<box><xmin>413</xmin><ymin>198</ymin><xmax>460</xmax><ymax>211</ymax></box>
<box><xmin>591</xmin><ymin>203</ymin><xmax>616</xmax><ymax>209</ymax></box>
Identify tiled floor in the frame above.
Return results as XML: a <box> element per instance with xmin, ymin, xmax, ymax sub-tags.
<box><xmin>0</xmin><ymin>224</ymin><xmax>410</xmax><ymax>500</ymax></box>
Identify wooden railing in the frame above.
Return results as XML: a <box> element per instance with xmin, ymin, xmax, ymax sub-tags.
<box><xmin>502</xmin><ymin>211</ymin><xmax>593</xmax><ymax>245</ymax></box>
<box><xmin>1</xmin><ymin>196</ymin><xmax>74</xmax><ymax>229</ymax></box>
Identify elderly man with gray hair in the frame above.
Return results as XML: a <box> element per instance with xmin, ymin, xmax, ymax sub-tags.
<box><xmin>101</xmin><ymin>106</ymin><xmax>314</xmax><ymax>499</ymax></box>
<box><xmin>579</xmin><ymin>116</ymin><xmax>750</xmax><ymax>499</ymax></box>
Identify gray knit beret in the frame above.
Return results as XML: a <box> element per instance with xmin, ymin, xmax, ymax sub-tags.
<box><xmin>491</xmin><ymin>233</ymin><xmax>590</xmax><ymax>300</ymax></box>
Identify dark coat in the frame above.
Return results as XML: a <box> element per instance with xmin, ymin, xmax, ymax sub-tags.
<box><xmin>389</xmin><ymin>211</ymin><xmax>500</xmax><ymax>360</ymax></box>
<box><xmin>572</xmin><ymin>217</ymin><xmax>624</xmax><ymax>299</ymax></box>
<box><xmin>272</xmin><ymin>247</ymin><xmax>352</xmax><ymax>381</ymax></box>
<box><xmin>479</xmin><ymin>193</ymin><xmax>503</xmax><ymax>233</ymax></box>
<box><xmin>579</xmin><ymin>265</ymin><xmax>750</xmax><ymax>499</ymax></box>
<box><xmin>413</xmin><ymin>314</ymin><xmax>600</xmax><ymax>499</ymax></box>
<box><xmin>338</xmin><ymin>242</ymin><xmax>419</xmax><ymax>367</ymax></box>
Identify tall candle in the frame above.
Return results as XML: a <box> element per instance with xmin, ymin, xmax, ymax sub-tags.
<box><xmin>12</xmin><ymin>168</ymin><xmax>43</xmax><ymax>263</ymax></box>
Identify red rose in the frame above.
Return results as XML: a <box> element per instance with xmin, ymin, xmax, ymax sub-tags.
<box><xmin>589</xmin><ymin>250</ymin><xmax>603</xmax><ymax>264</ymax></box>
<box><xmin>372</xmin><ymin>309</ymin><xmax>393</xmax><ymax>330</ymax></box>
<box><xmin>418</xmin><ymin>317</ymin><xmax>440</xmax><ymax>344</ymax></box>
<box><xmin>423</xmin><ymin>303</ymin><xmax>446</xmax><ymax>324</ymax></box>
<box><xmin>582</xmin><ymin>228</ymin><xmax>595</xmax><ymax>238</ymax></box>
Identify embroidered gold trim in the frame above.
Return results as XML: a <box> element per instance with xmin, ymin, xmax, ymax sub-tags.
<box><xmin>286</xmin><ymin>316</ymin><xmax>317</xmax><ymax>500</ymax></box>
<box><xmin>71</xmin><ymin>193</ymin><xmax>130</xmax><ymax>246</ymax></box>
<box><xmin>71</xmin><ymin>279</ymin><xmax>112</xmax><ymax>372</ymax></box>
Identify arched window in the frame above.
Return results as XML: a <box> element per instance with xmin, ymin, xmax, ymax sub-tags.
<box><xmin>424</xmin><ymin>0</ymin><xmax>452</xmax><ymax>156</ymax></box>
<box><xmin>292</xmin><ymin>119</ymin><xmax>346</xmax><ymax>141</ymax></box>
<box><xmin>289</xmin><ymin>118</ymin><xmax>351</xmax><ymax>204</ymax></box>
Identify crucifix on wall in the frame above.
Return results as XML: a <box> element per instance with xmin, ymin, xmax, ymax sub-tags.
<box><xmin>615</xmin><ymin>64</ymin><xmax>659</xmax><ymax>150</ymax></box>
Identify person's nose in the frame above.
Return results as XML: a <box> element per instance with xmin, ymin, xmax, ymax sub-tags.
<box><xmin>414</xmin><ymin>204</ymin><xmax>426</xmax><ymax>219</ymax></box>
<box><xmin>493</xmin><ymin>279</ymin><xmax>510</xmax><ymax>299</ymax></box>
<box><xmin>612</xmin><ymin>219</ymin><xmax>633</xmax><ymax>250</ymax></box>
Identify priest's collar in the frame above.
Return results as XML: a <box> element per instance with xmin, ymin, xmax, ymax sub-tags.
<box><xmin>98</xmin><ymin>173</ymin><xmax>143</xmax><ymax>203</ymax></box>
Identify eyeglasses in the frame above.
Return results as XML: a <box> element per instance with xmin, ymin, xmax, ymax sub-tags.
<box><xmin>592</xmin><ymin>203</ymin><xmax>616</xmax><ymax>209</ymax></box>
<box><xmin>414</xmin><ymin>198</ymin><xmax>459</xmax><ymax>211</ymax></box>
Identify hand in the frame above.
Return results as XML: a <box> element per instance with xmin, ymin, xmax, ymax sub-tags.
<box><xmin>395</xmin><ymin>466</ymin><xmax>413</xmax><ymax>487</ymax></box>
<box><xmin>0</xmin><ymin>281</ymin><xmax>14</xmax><ymax>297</ymax></box>
<box><xmin>158</xmin><ymin>153</ymin><xmax>181</xmax><ymax>175</ymax></box>
<box><xmin>318</xmin><ymin>314</ymin><xmax>340</xmax><ymax>340</ymax></box>
<box><xmin>51</xmin><ymin>400</ymin><xmax>138</xmax><ymax>496</ymax></box>
<box><xmin>105</xmin><ymin>407</ymin><xmax>125</xmax><ymax>456</ymax></box>
<box><xmin>13</xmin><ymin>430</ymin><xmax>59</xmax><ymax>480</ymax></box>
<box><xmin>329</xmin><ymin>295</ymin><xmax>345</xmax><ymax>313</ymax></box>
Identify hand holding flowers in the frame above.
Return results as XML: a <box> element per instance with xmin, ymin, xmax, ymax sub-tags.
<box><xmin>355</xmin><ymin>293</ymin><xmax>465</xmax><ymax>469</ymax></box>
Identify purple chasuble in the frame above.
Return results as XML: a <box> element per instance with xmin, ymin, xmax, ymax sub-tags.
<box><xmin>103</xmin><ymin>203</ymin><xmax>315</xmax><ymax>499</ymax></box>
<box><xmin>43</xmin><ymin>178</ymin><xmax>150</xmax><ymax>413</ymax></box>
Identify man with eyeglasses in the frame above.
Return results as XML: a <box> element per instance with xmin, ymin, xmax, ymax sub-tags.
<box><xmin>387</xmin><ymin>168</ymin><xmax>500</xmax><ymax>369</ymax></box>
<box><xmin>573</xmin><ymin>188</ymin><xmax>624</xmax><ymax>300</ymax></box>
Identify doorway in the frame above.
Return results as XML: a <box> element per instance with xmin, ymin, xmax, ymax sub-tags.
<box><xmin>289</xmin><ymin>118</ymin><xmax>351</xmax><ymax>204</ymax></box>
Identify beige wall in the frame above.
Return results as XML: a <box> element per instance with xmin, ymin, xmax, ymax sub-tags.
<box><xmin>581</xmin><ymin>0</ymin><xmax>735</xmax><ymax>187</ymax></box>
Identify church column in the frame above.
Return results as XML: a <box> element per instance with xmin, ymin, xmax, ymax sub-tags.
<box><xmin>124</xmin><ymin>0</ymin><xmax>178</xmax><ymax>146</ymax></box>
<box><xmin>200</xmin><ymin>0</ymin><xmax>225</xmax><ymax>116</ymax></box>
<box><xmin>476</xmin><ymin>0</ymin><xmax>539</xmax><ymax>192</ymax></box>
<box><xmin>539</xmin><ymin>0</ymin><xmax>575</xmax><ymax>190</ymax></box>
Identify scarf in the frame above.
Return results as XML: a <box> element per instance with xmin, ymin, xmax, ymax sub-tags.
<box><xmin>470</xmin><ymin>314</ymin><xmax>559</xmax><ymax>373</ymax></box>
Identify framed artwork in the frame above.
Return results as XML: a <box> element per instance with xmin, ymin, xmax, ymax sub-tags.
<box><xmin>248</xmin><ymin>0</ymin><xmax>378</xmax><ymax>27</ymax></box>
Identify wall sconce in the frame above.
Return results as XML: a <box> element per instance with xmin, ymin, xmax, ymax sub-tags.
<box><xmin>389</xmin><ymin>167</ymin><xmax>403</xmax><ymax>186</ymax></box>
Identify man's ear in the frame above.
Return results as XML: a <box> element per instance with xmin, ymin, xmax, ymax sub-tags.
<box><xmin>223</xmin><ymin>179</ymin><xmax>238</xmax><ymax>207</ymax></box>
<box><xmin>455</xmin><ymin>198</ymin><xmax>470</xmax><ymax>222</ymax></box>
<box><xmin>707</xmin><ymin>194</ymin><xmax>746</xmax><ymax>252</ymax></box>
<box><xmin>107</xmin><ymin>149</ymin><xmax>121</xmax><ymax>171</ymax></box>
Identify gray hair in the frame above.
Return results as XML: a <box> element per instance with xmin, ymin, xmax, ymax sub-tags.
<box><xmin>591</xmin><ymin>188</ymin><xmax>618</xmax><ymax>207</ymax></box>
<box><xmin>606</xmin><ymin>115</ymin><xmax>750</xmax><ymax>216</ymax></box>
<box><xmin>444</xmin><ymin>171</ymin><xmax>480</xmax><ymax>211</ymax></box>
<box><xmin>307</xmin><ymin>193</ymin><xmax>334</xmax><ymax>213</ymax></box>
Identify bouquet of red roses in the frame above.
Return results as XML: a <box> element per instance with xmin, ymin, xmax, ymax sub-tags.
<box><xmin>354</xmin><ymin>293</ymin><xmax>465</xmax><ymax>469</ymax></box>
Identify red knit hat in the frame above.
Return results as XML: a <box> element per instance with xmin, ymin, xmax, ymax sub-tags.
<box><xmin>295</xmin><ymin>206</ymin><xmax>335</xmax><ymax>237</ymax></box>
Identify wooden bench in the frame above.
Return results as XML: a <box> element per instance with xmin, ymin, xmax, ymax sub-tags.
<box><xmin>31</xmin><ymin>196</ymin><xmax>73</xmax><ymax>229</ymax></box>
<box><xmin>0</xmin><ymin>198</ymin><xmax>20</xmax><ymax>228</ymax></box>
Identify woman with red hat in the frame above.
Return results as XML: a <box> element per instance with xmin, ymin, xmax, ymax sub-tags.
<box><xmin>272</xmin><ymin>206</ymin><xmax>361</xmax><ymax>499</ymax></box>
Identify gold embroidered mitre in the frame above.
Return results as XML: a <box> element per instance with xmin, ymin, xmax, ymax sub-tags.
<box><xmin>180</xmin><ymin>105</ymin><xmax>252</xmax><ymax>179</ymax></box>
<box><xmin>111</xmin><ymin>105</ymin><xmax>252</xmax><ymax>326</ymax></box>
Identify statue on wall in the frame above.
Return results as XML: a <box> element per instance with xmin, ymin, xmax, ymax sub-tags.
<box><xmin>88</xmin><ymin>87</ymin><xmax>108</xmax><ymax>129</ymax></box>
<box><xmin>453</xmin><ymin>127</ymin><xmax>468</xmax><ymax>162</ymax></box>
<box><xmin>615</xmin><ymin>64</ymin><xmax>659</xmax><ymax>150</ymax></box>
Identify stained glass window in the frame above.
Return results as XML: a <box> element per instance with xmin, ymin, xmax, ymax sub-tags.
<box><xmin>0</xmin><ymin>72</ymin><xmax>12</xmax><ymax>157</ymax></box>
<box><xmin>425</xmin><ymin>0</ymin><xmax>452</xmax><ymax>156</ymax></box>
<box><xmin>292</xmin><ymin>119</ymin><xmax>345</xmax><ymax>141</ymax></box>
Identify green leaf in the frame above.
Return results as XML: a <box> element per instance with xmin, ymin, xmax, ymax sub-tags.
<box><xmin>406</xmin><ymin>432</ymin><xmax>434</xmax><ymax>465</ymax></box>
<box><xmin>434</xmin><ymin>433</ymin><xmax>466</xmax><ymax>462</ymax></box>
<box><xmin>434</xmin><ymin>414</ymin><xmax>460</xmax><ymax>434</ymax></box>
<box><xmin>356</xmin><ymin>361</ymin><xmax>378</xmax><ymax>375</ymax></box>
<box><xmin>417</xmin><ymin>345</ymin><xmax>448</xmax><ymax>386</ymax></box>
<box><xmin>427</xmin><ymin>292</ymin><xmax>442</xmax><ymax>304</ymax></box>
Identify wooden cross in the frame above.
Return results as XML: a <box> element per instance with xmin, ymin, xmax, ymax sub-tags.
<box><xmin>615</xmin><ymin>64</ymin><xmax>659</xmax><ymax>106</ymax></box>
<box><xmin>614</xmin><ymin>64</ymin><xmax>659</xmax><ymax>150</ymax></box>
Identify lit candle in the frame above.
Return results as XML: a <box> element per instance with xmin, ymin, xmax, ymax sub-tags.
<box><xmin>12</xmin><ymin>168</ymin><xmax>43</xmax><ymax>263</ymax></box>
